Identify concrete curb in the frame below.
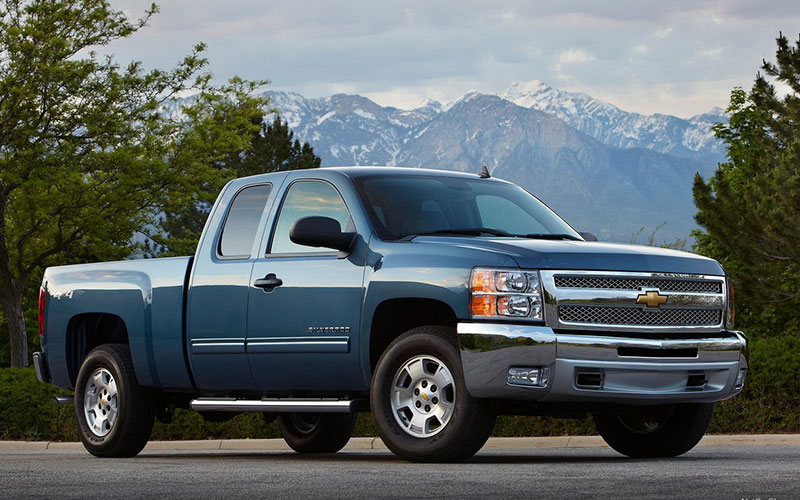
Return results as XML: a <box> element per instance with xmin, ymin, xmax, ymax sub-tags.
<box><xmin>2</xmin><ymin>434</ymin><xmax>799</xmax><ymax>452</ymax></box>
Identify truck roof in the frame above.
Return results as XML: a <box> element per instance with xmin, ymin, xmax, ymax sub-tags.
<box><xmin>234</xmin><ymin>166</ymin><xmax>501</xmax><ymax>184</ymax></box>
<box><xmin>321</xmin><ymin>166</ymin><xmax>489</xmax><ymax>179</ymax></box>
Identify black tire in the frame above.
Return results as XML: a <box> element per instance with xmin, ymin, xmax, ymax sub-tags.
<box><xmin>278</xmin><ymin>413</ymin><xmax>357</xmax><ymax>453</ymax></box>
<box><xmin>370</xmin><ymin>326</ymin><xmax>496</xmax><ymax>462</ymax></box>
<box><xmin>593</xmin><ymin>403</ymin><xmax>714</xmax><ymax>458</ymax></box>
<box><xmin>74</xmin><ymin>344</ymin><xmax>155</xmax><ymax>457</ymax></box>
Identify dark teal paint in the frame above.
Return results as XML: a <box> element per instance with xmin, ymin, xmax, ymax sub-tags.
<box><xmin>40</xmin><ymin>167</ymin><xmax>727</xmax><ymax>395</ymax></box>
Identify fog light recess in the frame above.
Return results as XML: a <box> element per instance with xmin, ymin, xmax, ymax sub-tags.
<box><xmin>735</xmin><ymin>368</ymin><xmax>747</xmax><ymax>389</ymax></box>
<box><xmin>507</xmin><ymin>366</ymin><xmax>549</xmax><ymax>387</ymax></box>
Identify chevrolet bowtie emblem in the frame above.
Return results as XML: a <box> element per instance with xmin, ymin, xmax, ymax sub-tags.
<box><xmin>637</xmin><ymin>290</ymin><xmax>668</xmax><ymax>308</ymax></box>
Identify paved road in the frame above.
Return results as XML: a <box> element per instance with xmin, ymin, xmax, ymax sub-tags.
<box><xmin>1</xmin><ymin>445</ymin><xmax>796</xmax><ymax>499</ymax></box>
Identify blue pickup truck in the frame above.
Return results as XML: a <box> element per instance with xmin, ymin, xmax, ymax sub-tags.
<box><xmin>33</xmin><ymin>166</ymin><xmax>747</xmax><ymax>462</ymax></box>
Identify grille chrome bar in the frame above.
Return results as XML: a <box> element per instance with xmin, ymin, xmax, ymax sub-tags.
<box><xmin>554</xmin><ymin>275</ymin><xmax>722</xmax><ymax>294</ymax></box>
<box><xmin>540</xmin><ymin>270</ymin><xmax>726</xmax><ymax>334</ymax></box>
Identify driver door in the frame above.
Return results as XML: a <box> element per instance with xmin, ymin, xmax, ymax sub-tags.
<box><xmin>246</xmin><ymin>179</ymin><xmax>365</xmax><ymax>391</ymax></box>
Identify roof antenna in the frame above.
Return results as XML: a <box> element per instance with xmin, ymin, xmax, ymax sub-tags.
<box><xmin>478</xmin><ymin>165</ymin><xmax>490</xmax><ymax>178</ymax></box>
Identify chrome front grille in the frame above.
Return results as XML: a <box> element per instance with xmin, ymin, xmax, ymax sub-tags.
<box><xmin>553</xmin><ymin>276</ymin><xmax>722</xmax><ymax>294</ymax></box>
<box><xmin>540</xmin><ymin>270</ymin><xmax>727</xmax><ymax>334</ymax></box>
<box><xmin>558</xmin><ymin>306</ymin><xmax>722</xmax><ymax>327</ymax></box>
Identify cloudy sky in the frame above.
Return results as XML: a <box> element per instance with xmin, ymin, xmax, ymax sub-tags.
<box><xmin>110</xmin><ymin>0</ymin><xmax>800</xmax><ymax>118</ymax></box>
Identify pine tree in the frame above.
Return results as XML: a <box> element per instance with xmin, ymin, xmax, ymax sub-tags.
<box><xmin>152</xmin><ymin>116</ymin><xmax>321</xmax><ymax>256</ymax></box>
<box><xmin>693</xmin><ymin>33</ymin><xmax>800</xmax><ymax>329</ymax></box>
<box><xmin>229</xmin><ymin>116</ymin><xmax>322</xmax><ymax>176</ymax></box>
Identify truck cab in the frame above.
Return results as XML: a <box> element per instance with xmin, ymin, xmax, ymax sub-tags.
<box><xmin>34</xmin><ymin>167</ymin><xmax>747</xmax><ymax>461</ymax></box>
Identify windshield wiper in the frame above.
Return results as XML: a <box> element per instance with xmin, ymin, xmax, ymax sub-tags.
<box><xmin>518</xmin><ymin>233</ymin><xmax>582</xmax><ymax>241</ymax></box>
<box><xmin>400</xmin><ymin>228</ymin><xmax>513</xmax><ymax>239</ymax></box>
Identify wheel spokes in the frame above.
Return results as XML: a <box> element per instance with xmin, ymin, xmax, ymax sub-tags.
<box><xmin>390</xmin><ymin>354</ymin><xmax>457</xmax><ymax>438</ymax></box>
<box><xmin>83</xmin><ymin>368</ymin><xmax>118</xmax><ymax>437</ymax></box>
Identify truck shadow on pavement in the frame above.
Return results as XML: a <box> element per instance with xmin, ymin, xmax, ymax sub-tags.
<box><xmin>135</xmin><ymin>450</ymin><xmax>731</xmax><ymax>465</ymax></box>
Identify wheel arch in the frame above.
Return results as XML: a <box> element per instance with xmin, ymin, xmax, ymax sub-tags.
<box><xmin>368</xmin><ymin>298</ymin><xmax>458</xmax><ymax>372</ymax></box>
<box><xmin>65</xmin><ymin>313</ymin><xmax>130</xmax><ymax>386</ymax></box>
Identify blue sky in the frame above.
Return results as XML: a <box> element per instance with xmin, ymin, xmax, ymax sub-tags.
<box><xmin>111</xmin><ymin>0</ymin><xmax>800</xmax><ymax>118</ymax></box>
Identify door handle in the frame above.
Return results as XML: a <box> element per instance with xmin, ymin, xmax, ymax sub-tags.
<box><xmin>254</xmin><ymin>273</ymin><xmax>283</xmax><ymax>290</ymax></box>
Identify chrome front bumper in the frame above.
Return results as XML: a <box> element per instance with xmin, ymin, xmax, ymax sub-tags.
<box><xmin>457</xmin><ymin>322</ymin><xmax>748</xmax><ymax>404</ymax></box>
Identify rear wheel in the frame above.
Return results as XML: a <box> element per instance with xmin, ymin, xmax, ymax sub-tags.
<box><xmin>370</xmin><ymin>326</ymin><xmax>495</xmax><ymax>462</ymax></box>
<box><xmin>593</xmin><ymin>403</ymin><xmax>714</xmax><ymax>458</ymax></box>
<box><xmin>74</xmin><ymin>344</ymin><xmax>155</xmax><ymax>457</ymax></box>
<box><xmin>278</xmin><ymin>413</ymin><xmax>356</xmax><ymax>453</ymax></box>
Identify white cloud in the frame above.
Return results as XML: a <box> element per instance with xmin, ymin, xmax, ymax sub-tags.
<box><xmin>655</xmin><ymin>26</ymin><xmax>674</xmax><ymax>38</ymax></box>
<box><xmin>558</xmin><ymin>48</ymin><xmax>596</xmax><ymax>65</ymax></box>
<box><xmin>698</xmin><ymin>47</ymin><xmax>723</xmax><ymax>58</ymax></box>
<box><xmin>103</xmin><ymin>0</ymin><xmax>800</xmax><ymax>117</ymax></box>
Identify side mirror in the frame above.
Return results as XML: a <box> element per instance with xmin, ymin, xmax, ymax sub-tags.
<box><xmin>579</xmin><ymin>231</ymin><xmax>598</xmax><ymax>242</ymax></box>
<box><xmin>290</xmin><ymin>216</ymin><xmax>356</xmax><ymax>253</ymax></box>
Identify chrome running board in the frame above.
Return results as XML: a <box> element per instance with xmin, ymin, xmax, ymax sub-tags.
<box><xmin>190</xmin><ymin>398</ymin><xmax>368</xmax><ymax>413</ymax></box>
<box><xmin>54</xmin><ymin>395</ymin><xmax>74</xmax><ymax>406</ymax></box>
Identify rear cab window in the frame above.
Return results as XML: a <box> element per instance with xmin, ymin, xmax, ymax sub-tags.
<box><xmin>218</xmin><ymin>184</ymin><xmax>272</xmax><ymax>258</ymax></box>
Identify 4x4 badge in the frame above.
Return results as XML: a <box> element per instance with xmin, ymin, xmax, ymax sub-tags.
<box><xmin>637</xmin><ymin>290</ymin><xmax>668</xmax><ymax>308</ymax></box>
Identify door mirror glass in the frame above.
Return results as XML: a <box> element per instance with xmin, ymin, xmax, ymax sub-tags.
<box><xmin>290</xmin><ymin>216</ymin><xmax>356</xmax><ymax>252</ymax></box>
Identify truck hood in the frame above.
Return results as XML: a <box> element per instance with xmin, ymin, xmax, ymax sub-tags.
<box><xmin>413</xmin><ymin>237</ymin><xmax>723</xmax><ymax>275</ymax></box>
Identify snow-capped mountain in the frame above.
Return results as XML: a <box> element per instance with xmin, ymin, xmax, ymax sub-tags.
<box><xmin>499</xmin><ymin>81</ymin><xmax>726</xmax><ymax>165</ymax></box>
<box><xmin>258</xmin><ymin>83</ymin><xmax>725</xmax><ymax>243</ymax></box>
<box><xmin>265</xmin><ymin>91</ymin><xmax>442</xmax><ymax>166</ymax></box>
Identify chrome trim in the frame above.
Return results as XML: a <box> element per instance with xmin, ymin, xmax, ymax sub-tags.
<box><xmin>456</xmin><ymin>322</ymin><xmax>747</xmax><ymax>403</ymax></box>
<box><xmin>457</xmin><ymin>323</ymin><xmax>557</xmax><ymax>398</ymax></box>
<box><xmin>54</xmin><ymin>395</ymin><xmax>74</xmax><ymax>406</ymax></box>
<box><xmin>190</xmin><ymin>338</ymin><xmax>246</xmax><ymax>355</ymax></box>
<box><xmin>33</xmin><ymin>352</ymin><xmax>50</xmax><ymax>384</ymax></box>
<box><xmin>190</xmin><ymin>398</ymin><xmax>366</xmax><ymax>413</ymax></box>
<box><xmin>556</xmin><ymin>333</ymin><xmax>745</xmax><ymax>363</ymax></box>
<box><xmin>246</xmin><ymin>336</ymin><xmax>350</xmax><ymax>354</ymax></box>
<box><xmin>192</xmin><ymin>342</ymin><xmax>246</xmax><ymax>347</ymax></box>
<box><xmin>540</xmin><ymin>270</ymin><xmax>726</xmax><ymax>334</ymax></box>
<box><xmin>247</xmin><ymin>336</ymin><xmax>349</xmax><ymax>345</ymax></box>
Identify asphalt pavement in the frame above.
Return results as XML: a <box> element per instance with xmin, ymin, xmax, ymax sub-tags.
<box><xmin>0</xmin><ymin>439</ymin><xmax>797</xmax><ymax>499</ymax></box>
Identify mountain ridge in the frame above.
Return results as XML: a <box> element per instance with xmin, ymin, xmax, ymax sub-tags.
<box><xmin>259</xmin><ymin>82</ymin><xmax>724</xmax><ymax>243</ymax></box>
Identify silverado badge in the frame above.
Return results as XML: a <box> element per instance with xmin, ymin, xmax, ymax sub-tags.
<box><xmin>636</xmin><ymin>290</ymin><xmax>668</xmax><ymax>308</ymax></box>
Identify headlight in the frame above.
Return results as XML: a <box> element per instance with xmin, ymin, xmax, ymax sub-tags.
<box><xmin>470</xmin><ymin>268</ymin><xmax>543</xmax><ymax>321</ymax></box>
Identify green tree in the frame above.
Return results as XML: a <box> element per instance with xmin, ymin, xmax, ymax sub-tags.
<box><xmin>0</xmin><ymin>0</ymin><xmax>269</xmax><ymax>367</ymax></box>
<box><xmin>693</xmin><ymin>32</ymin><xmax>800</xmax><ymax>329</ymax></box>
<box><xmin>149</xmin><ymin>115</ymin><xmax>321</xmax><ymax>257</ymax></box>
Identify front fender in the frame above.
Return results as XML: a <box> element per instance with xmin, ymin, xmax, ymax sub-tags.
<box><xmin>358</xmin><ymin>237</ymin><xmax>518</xmax><ymax>385</ymax></box>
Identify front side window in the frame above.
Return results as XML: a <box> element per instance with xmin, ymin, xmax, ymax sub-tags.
<box><xmin>219</xmin><ymin>184</ymin><xmax>272</xmax><ymax>257</ymax></box>
<box><xmin>270</xmin><ymin>180</ymin><xmax>353</xmax><ymax>254</ymax></box>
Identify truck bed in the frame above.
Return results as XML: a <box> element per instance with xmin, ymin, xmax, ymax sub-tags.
<box><xmin>43</xmin><ymin>256</ymin><xmax>193</xmax><ymax>391</ymax></box>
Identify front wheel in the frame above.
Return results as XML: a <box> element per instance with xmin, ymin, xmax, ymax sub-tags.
<box><xmin>593</xmin><ymin>403</ymin><xmax>714</xmax><ymax>458</ymax></box>
<box><xmin>278</xmin><ymin>413</ymin><xmax>357</xmax><ymax>453</ymax></box>
<box><xmin>74</xmin><ymin>344</ymin><xmax>155</xmax><ymax>457</ymax></box>
<box><xmin>371</xmin><ymin>326</ymin><xmax>496</xmax><ymax>462</ymax></box>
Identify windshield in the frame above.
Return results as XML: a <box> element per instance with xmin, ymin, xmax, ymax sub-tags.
<box><xmin>353</xmin><ymin>174</ymin><xmax>581</xmax><ymax>240</ymax></box>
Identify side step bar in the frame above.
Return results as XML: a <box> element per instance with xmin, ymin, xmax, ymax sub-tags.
<box><xmin>190</xmin><ymin>398</ymin><xmax>369</xmax><ymax>413</ymax></box>
<box><xmin>54</xmin><ymin>395</ymin><xmax>74</xmax><ymax>406</ymax></box>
